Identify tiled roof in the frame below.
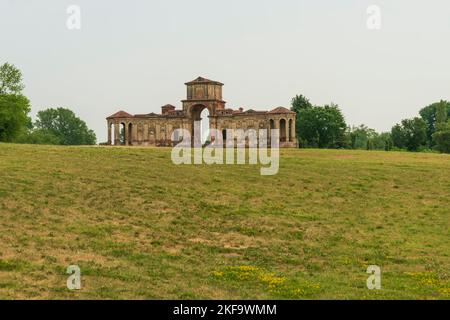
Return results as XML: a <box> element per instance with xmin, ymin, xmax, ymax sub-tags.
<box><xmin>107</xmin><ymin>110</ymin><xmax>133</xmax><ymax>119</ymax></box>
<box><xmin>134</xmin><ymin>112</ymin><xmax>160</xmax><ymax>118</ymax></box>
<box><xmin>268</xmin><ymin>107</ymin><xmax>296</xmax><ymax>114</ymax></box>
<box><xmin>185</xmin><ymin>77</ymin><xmax>224</xmax><ymax>86</ymax></box>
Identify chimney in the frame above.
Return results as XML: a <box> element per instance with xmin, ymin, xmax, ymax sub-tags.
<box><xmin>161</xmin><ymin>104</ymin><xmax>176</xmax><ymax>115</ymax></box>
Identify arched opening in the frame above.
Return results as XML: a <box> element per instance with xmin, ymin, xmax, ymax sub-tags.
<box><xmin>288</xmin><ymin>119</ymin><xmax>293</xmax><ymax>142</ymax></box>
<box><xmin>280</xmin><ymin>119</ymin><xmax>287</xmax><ymax>142</ymax></box>
<box><xmin>120</xmin><ymin>122</ymin><xmax>126</xmax><ymax>145</ymax></box>
<box><xmin>190</xmin><ymin>104</ymin><xmax>210</xmax><ymax>146</ymax></box>
<box><xmin>222</xmin><ymin>129</ymin><xmax>227</xmax><ymax>142</ymax></box>
<box><xmin>200</xmin><ymin>108</ymin><xmax>210</xmax><ymax>145</ymax></box>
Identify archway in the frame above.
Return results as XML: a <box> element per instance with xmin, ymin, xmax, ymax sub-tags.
<box><xmin>120</xmin><ymin>122</ymin><xmax>126</xmax><ymax>145</ymax></box>
<box><xmin>190</xmin><ymin>104</ymin><xmax>211</xmax><ymax>146</ymax></box>
<box><xmin>280</xmin><ymin>119</ymin><xmax>287</xmax><ymax>142</ymax></box>
<box><xmin>200</xmin><ymin>108</ymin><xmax>210</xmax><ymax>144</ymax></box>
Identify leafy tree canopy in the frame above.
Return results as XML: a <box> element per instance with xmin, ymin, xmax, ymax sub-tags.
<box><xmin>291</xmin><ymin>95</ymin><xmax>313</xmax><ymax>113</ymax></box>
<box><xmin>34</xmin><ymin>108</ymin><xmax>96</xmax><ymax>145</ymax></box>
<box><xmin>0</xmin><ymin>94</ymin><xmax>31</xmax><ymax>142</ymax></box>
<box><xmin>16</xmin><ymin>128</ymin><xmax>60</xmax><ymax>145</ymax></box>
<box><xmin>0</xmin><ymin>63</ymin><xmax>30</xmax><ymax>142</ymax></box>
<box><xmin>419</xmin><ymin>100</ymin><xmax>450</xmax><ymax>146</ymax></box>
<box><xmin>295</xmin><ymin>102</ymin><xmax>347</xmax><ymax>149</ymax></box>
<box><xmin>347</xmin><ymin>125</ymin><xmax>392</xmax><ymax>151</ymax></box>
<box><xmin>432</xmin><ymin>121</ymin><xmax>450</xmax><ymax>153</ymax></box>
<box><xmin>0</xmin><ymin>63</ymin><xmax>25</xmax><ymax>95</ymax></box>
<box><xmin>391</xmin><ymin>117</ymin><xmax>427</xmax><ymax>151</ymax></box>
<box><xmin>391</xmin><ymin>123</ymin><xmax>405</xmax><ymax>149</ymax></box>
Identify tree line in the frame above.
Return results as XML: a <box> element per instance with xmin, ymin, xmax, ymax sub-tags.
<box><xmin>0</xmin><ymin>62</ymin><xmax>449</xmax><ymax>152</ymax></box>
<box><xmin>291</xmin><ymin>95</ymin><xmax>450</xmax><ymax>154</ymax></box>
<box><xmin>0</xmin><ymin>63</ymin><xmax>96</xmax><ymax>145</ymax></box>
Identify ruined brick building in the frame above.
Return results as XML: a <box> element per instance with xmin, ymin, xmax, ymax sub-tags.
<box><xmin>106</xmin><ymin>77</ymin><xmax>297</xmax><ymax>147</ymax></box>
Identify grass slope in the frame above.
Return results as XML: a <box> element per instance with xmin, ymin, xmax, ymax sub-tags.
<box><xmin>0</xmin><ymin>143</ymin><xmax>449</xmax><ymax>299</ymax></box>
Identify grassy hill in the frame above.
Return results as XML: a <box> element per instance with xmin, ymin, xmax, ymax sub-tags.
<box><xmin>0</xmin><ymin>143</ymin><xmax>449</xmax><ymax>299</ymax></box>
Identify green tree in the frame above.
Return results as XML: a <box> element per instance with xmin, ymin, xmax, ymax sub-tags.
<box><xmin>295</xmin><ymin>101</ymin><xmax>347</xmax><ymax>149</ymax></box>
<box><xmin>402</xmin><ymin>118</ymin><xmax>427</xmax><ymax>151</ymax></box>
<box><xmin>432</xmin><ymin>102</ymin><xmax>450</xmax><ymax>153</ymax></box>
<box><xmin>0</xmin><ymin>94</ymin><xmax>31</xmax><ymax>142</ymax></box>
<box><xmin>392</xmin><ymin>118</ymin><xmax>427</xmax><ymax>151</ymax></box>
<box><xmin>0</xmin><ymin>63</ymin><xmax>25</xmax><ymax>95</ymax></box>
<box><xmin>0</xmin><ymin>63</ymin><xmax>30</xmax><ymax>142</ymax></box>
<box><xmin>16</xmin><ymin>129</ymin><xmax>60</xmax><ymax>145</ymax></box>
<box><xmin>432</xmin><ymin>121</ymin><xmax>450</xmax><ymax>153</ymax></box>
<box><xmin>376</xmin><ymin>132</ymin><xmax>393</xmax><ymax>151</ymax></box>
<box><xmin>34</xmin><ymin>108</ymin><xmax>96</xmax><ymax>145</ymax></box>
<box><xmin>348</xmin><ymin>125</ymin><xmax>374</xmax><ymax>149</ymax></box>
<box><xmin>317</xmin><ymin>104</ymin><xmax>347</xmax><ymax>148</ymax></box>
<box><xmin>296</xmin><ymin>107</ymin><xmax>319</xmax><ymax>147</ymax></box>
<box><xmin>435</xmin><ymin>100</ymin><xmax>448</xmax><ymax>128</ymax></box>
<box><xmin>291</xmin><ymin>95</ymin><xmax>313</xmax><ymax>113</ymax></box>
<box><xmin>366</xmin><ymin>139</ymin><xmax>374</xmax><ymax>150</ymax></box>
<box><xmin>347</xmin><ymin>125</ymin><xmax>392</xmax><ymax>151</ymax></box>
<box><xmin>291</xmin><ymin>95</ymin><xmax>314</xmax><ymax>143</ymax></box>
<box><xmin>391</xmin><ymin>124</ymin><xmax>405</xmax><ymax>149</ymax></box>
<box><xmin>419</xmin><ymin>100</ymin><xmax>450</xmax><ymax>147</ymax></box>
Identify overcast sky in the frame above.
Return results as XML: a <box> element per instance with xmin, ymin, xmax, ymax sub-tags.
<box><xmin>1</xmin><ymin>0</ymin><xmax>449</xmax><ymax>142</ymax></box>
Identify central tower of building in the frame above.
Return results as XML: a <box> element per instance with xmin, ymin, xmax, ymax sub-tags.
<box><xmin>182</xmin><ymin>77</ymin><xmax>226</xmax><ymax>119</ymax></box>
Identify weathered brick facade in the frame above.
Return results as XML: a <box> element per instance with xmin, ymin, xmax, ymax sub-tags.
<box><xmin>106</xmin><ymin>77</ymin><xmax>297</xmax><ymax>147</ymax></box>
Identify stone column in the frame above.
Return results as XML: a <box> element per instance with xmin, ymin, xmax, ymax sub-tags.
<box><xmin>107</xmin><ymin>122</ymin><xmax>112</xmax><ymax>145</ymax></box>
<box><xmin>275</xmin><ymin>119</ymin><xmax>280</xmax><ymax>144</ymax></box>
<box><xmin>167</xmin><ymin>124</ymin><xmax>172</xmax><ymax>144</ymax></box>
<box><xmin>161</xmin><ymin>125</ymin><xmax>166</xmax><ymax>145</ymax></box>
<box><xmin>132</xmin><ymin>123</ymin><xmax>138</xmax><ymax>145</ymax></box>
<box><xmin>114</xmin><ymin>123</ymin><xmax>120</xmax><ymax>145</ymax></box>
<box><xmin>184</xmin><ymin>121</ymin><xmax>192</xmax><ymax>143</ymax></box>
<box><xmin>137</xmin><ymin>123</ymin><xmax>142</xmax><ymax>143</ymax></box>
<box><xmin>144</xmin><ymin>123</ymin><xmax>149</xmax><ymax>143</ymax></box>
<box><xmin>156</xmin><ymin>124</ymin><xmax>161</xmax><ymax>142</ymax></box>
<box><xmin>291</xmin><ymin>118</ymin><xmax>296</xmax><ymax>141</ymax></box>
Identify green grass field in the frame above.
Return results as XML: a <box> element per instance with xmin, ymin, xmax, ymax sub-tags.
<box><xmin>0</xmin><ymin>143</ymin><xmax>449</xmax><ymax>299</ymax></box>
